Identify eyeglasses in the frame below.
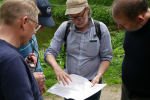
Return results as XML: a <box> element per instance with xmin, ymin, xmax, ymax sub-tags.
<box><xmin>30</xmin><ymin>38</ymin><xmax>39</xmax><ymax>69</ymax></box>
<box><xmin>29</xmin><ymin>18</ymin><xmax>41</xmax><ymax>31</ymax></box>
<box><xmin>67</xmin><ymin>7</ymin><xmax>87</xmax><ymax>20</ymax></box>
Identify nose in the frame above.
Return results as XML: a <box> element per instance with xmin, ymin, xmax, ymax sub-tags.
<box><xmin>118</xmin><ymin>24</ymin><xmax>124</xmax><ymax>30</ymax></box>
<box><xmin>72</xmin><ymin>18</ymin><xmax>79</xmax><ymax>24</ymax></box>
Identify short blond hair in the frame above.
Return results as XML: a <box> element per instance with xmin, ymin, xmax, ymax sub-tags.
<box><xmin>0</xmin><ymin>0</ymin><xmax>40</xmax><ymax>25</ymax></box>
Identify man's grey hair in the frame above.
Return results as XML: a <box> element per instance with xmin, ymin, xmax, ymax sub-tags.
<box><xmin>86</xmin><ymin>5</ymin><xmax>92</xmax><ymax>18</ymax></box>
<box><xmin>0</xmin><ymin>0</ymin><xmax>40</xmax><ymax>25</ymax></box>
<box><xmin>112</xmin><ymin>0</ymin><xmax>148</xmax><ymax>21</ymax></box>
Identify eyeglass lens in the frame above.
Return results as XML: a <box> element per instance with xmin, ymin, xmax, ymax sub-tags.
<box><xmin>68</xmin><ymin>7</ymin><xmax>86</xmax><ymax>20</ymax></box>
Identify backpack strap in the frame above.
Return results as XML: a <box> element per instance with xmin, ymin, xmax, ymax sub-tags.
<box><xmin>64</xmin><ymin>20</ymin><xmax>101</xmax><ymax>49</ymax></box>
<box><xmin>64</xmin><ymin>21</ymin><xmax>72</xmax><ymax>50</ymax></box>
<box><xmin>63</xmin><ymin>21</ymin><xmax>72</xmax><ymax>68</ymax></box>
<box><xmin>93</xmin><ymin>20</ymin><xmax>101</xmax><ymax>40</ymax></box>
<box><xmin>63</xmin><ymin>20</ymin><xmax>101</xmax><ymax>68</ymax></box>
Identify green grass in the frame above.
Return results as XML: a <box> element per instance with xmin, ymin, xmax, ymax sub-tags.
<box><xmin>103</xmin><ymin>31</ymin><xmax>125</xmax><ymax>85</ymax></box>
<box><xmin>39</xmin><ymin>48</ymin><xmax>66</xmax><ymax>98</ymax></box>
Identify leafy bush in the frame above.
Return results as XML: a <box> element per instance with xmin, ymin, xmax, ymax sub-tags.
<box><xmin>49</xmin><ymin>0</ymin><xmax>114</xmax><ymax>6</ymax></box>
<box><xmin>111</xmin><ymin>31</ymin><xmax>125</xmax><ymax>49</ymax></box>
<box><xmin>103</xmin><ymin>31</ymin><xmax>125</xmax><ymax>84</ymax></box>
<box><xmin>39</xmin><ymin>50</ymin><xmax>57</xmax><ymax>97</ymax></box>
<box><xmin>51</xmin><ymin>5</ymin><xmax>67</xmax><ymax>19</ymax></box>
<box><xmin>88</xmin><ymin>0</ymin><xmax>114</xmax><ymax>6</ymax></box>
<box><xmin>42</xmin><ymin>40</ymin><xmax>66</xmax><ymax>68</ymax></box>
<box><xmin>51</xmin><ymin>5</ymin><xmax>115</xmax><ymax>24</ymax></box>
<box><xmin>91</xmin><ymin>5</ymin><xmax>115</xmax><ymax>24</ymax></box>
<box><xmin>0</xmin><ymin>0</ymin><xmax>3</xmax><ymax>4</ymax></box>
<box><xmin>48</xmin><ymin>0</ymin><xmax>66</xmax><ymax>5</ymax></box>
<box><xmin>40</xmin><ymin>40</ymin><xmax>66</xmax><ymax>97</ymax></box>
<box><xmin>50</xmin><ymin>0</ymin><xmax>150</xmax><ymax>6</ymax></box>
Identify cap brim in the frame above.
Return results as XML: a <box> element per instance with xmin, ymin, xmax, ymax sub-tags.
<box><xmin>38</xmin><ymin>16</ymin><xmax>55</xmax><ymax>27</ymax></box>
<box><xmin>65</xmin><ymin>6</ymin><xmax>85</xmax><ymax>15</ymax></box>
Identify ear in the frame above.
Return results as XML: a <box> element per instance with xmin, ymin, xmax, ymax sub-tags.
<box><xmin>136</xmin><ymin>14</ymin><xmax>145</xmax><ymax>24</ymax></box>
<box><xmin>21</xmin><ymin>16</ymin><xmax>28</xmax><ymax>30</ymax></box>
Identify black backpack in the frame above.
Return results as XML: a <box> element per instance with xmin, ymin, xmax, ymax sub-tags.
<box><xmin>63</xmin><ymin>20</ymin><xmax>101</xmax><ymax>68</ymax></box>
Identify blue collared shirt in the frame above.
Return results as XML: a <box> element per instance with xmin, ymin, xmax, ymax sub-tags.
<box><xmin>44</xmin><ymin>18</ymin><xmax>113</xmax><ymax>80</ymax></box>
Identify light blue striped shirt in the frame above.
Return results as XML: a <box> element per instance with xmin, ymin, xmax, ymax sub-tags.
<box><xmin>20</xmin><ymin>34</ymin><xmax>43</xmax><ymax>73</ymax></box>
<box><xmin>44</xmin><ymin>18</ymin><xmax>113</xmax><ymax>80</ymax></box>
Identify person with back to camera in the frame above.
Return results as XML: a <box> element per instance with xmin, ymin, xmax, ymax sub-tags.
<box><xmin>44</xmin><ymin>0</ymin><xmax>113</xmax><ymax>99</ymax></box>
<box><xmin>19</xmin><ymin>0</ymin><xmax>55</xmax><ymax>96</ymax></box>
<box><xmin>112</xmin><ymin>0</ymin><xmax>150</xmax><ymax>100</ymax></box>
<box><xmin>0</xmin><ymin>0</ymin><xmax>44</xmax><ymax>99</ymax></box>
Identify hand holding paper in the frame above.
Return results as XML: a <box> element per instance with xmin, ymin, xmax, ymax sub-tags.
<box><xmin>47</xmin><ymin>74</ymin><xmax>106</xmax><ymax>100</ymax></box>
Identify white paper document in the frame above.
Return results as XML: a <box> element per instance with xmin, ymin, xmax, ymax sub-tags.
<box><xmin>47</xmin><ymin>74</ymin><xmax>106</xmax><ymax>100</ymax></box>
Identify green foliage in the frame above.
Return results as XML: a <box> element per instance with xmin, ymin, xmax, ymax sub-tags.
<box><xmin>51</xmin><ymin>5</ymin><xmax>115</xmax><ymax>24</ymax></box>
<box><xmin>43</xmin><ymin>40</ymin><xmax>66</xmax><ymax>68</ymax></box>
<box><xmin>91</xmin><ymin>5</ymin><xmax>115</xmax><ymax>24</ymax></box>
<box><xmin>48</xmin><ymin>0</ymin><xmax>66</xmax><ymax>5</ymax></box>
<box><xmin>111</xmin><ymin>31</ymin><xmax>125</xmax><ymax>49</ymax></box>
<box><xmin>88</xmin><ymin>0</ymin><xmax>114</xmax><ymax>6</ymax></box>
<box><xmin>51</xmin><ymin>5</ymin><xmax>67</xmax><ymax>19</ymax></box>
<box><xmin>40</xmin><ymin>40</ymin><xmax>66</xmax><ymax>97</ymax></box>
<box><xmin>49</xmin><ymin>0</ymin><xmax>114</xmax><ymax>6</ymax></box>
<box><xmin>103</xmin><ymin>31</ymin><xmax>125</xmax><ymax>84</ymax></box>
<box><xmin>107</xmin><ymin>24</ymin><xmax>118</xmax><ymax>36</ymax></box>
<box><xmin>0</xmin><ymin>0</ymin><xmax>3</xmax><ymax>5</ymax></box>
<box><xmin>39</xmin><ymin>50</ymin><xmax>57</xmax><ymax>97</ymax></box>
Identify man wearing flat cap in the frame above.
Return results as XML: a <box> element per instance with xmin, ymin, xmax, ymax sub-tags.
<box><xmin>45</xmin><ymin>0</ymin><xmax>113</xmax><ymax>99</ymax></box>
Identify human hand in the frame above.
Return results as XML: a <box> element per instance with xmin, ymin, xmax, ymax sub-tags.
<box><xmin>53</xmin><ymin>66</ymin><xmax>73</xmax><ymax>86</ymax></box>
<box><xmin>39</xmin><ymin>81</ymin><xmax>46</xmax><ymax>96</ymax></box>
<box><xmin>25</xmin><ymin>53</ymin><xmax>37</xmax><ymax>71</ymax></box>
<box><xmin>91</xmin><ymin>74</ymin><xmax>102</xmax><ymax>87</ymax></box>
<box><xmin>33</xmin><ymin>72</ymin><xmax>45</xmax><ymax>86</ymax></box>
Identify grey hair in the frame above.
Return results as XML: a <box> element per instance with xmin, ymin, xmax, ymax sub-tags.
<box><xmin>86</xmin><ymin>5</ymin><xmax>92</xmax><ymax>18</ymax></box>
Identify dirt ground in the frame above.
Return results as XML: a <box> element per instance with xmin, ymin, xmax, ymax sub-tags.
<box><xmin>43</xmin><ymin>84</ymin><xmax>122</xmax><ymax>100</ymax></box>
